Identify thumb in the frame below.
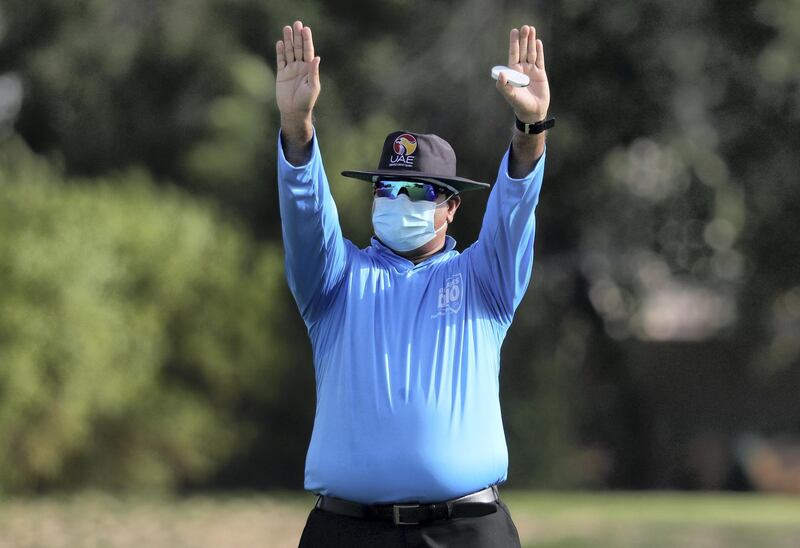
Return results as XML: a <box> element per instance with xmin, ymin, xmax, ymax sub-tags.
<box><xmin>309</xmin><ymin>56</ymin><xmax>321</xmax><ymax>88</ymax></box>
<box><xmin>495</xmin><ymin>71</ymin><xmax>515</xmax><ymax>100</ymax></box>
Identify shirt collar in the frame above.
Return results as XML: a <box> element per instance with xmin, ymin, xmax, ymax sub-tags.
<box><xmin>368</xmin><ymin>235</ymin><xmax>457</xmax><ymax>271</ymax></box>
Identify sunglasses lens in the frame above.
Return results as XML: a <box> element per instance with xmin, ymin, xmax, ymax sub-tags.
<box><xmin>410</xmin><ymin>184</ymin><xmax>440</xmax><ymax>201</ymax></box>
<box><xmin>374</xmin><ymin>181</ymin><xmax>442</xmax><ymax>201</ymax></box>
<box><xmin>374</xmin><ymin>184</ymin><xmax>396</xmax><ymax>199</ymax></box>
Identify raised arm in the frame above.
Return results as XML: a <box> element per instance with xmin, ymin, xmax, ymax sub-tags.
<box><xmin>276</xmin><ymin>21</ymin><xmax>347</xmax><ymax>324</ymax></box>
<box><xmin>276</xmin><ymin>21</ymin><xmax>321</xmax><ymax>163</ymax></box>
<box><xmin>467</xmin><ymin>25</ymin><xmax>551</xmax><ymax>324</ymax></box>
<box><xmin>496</xmin><ymin>25</ymin><xmax>550</xmax><ymax>176</ymax></box>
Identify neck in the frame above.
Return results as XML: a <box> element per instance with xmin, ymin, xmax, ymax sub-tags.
<box><xmin>396</xmin><ymin>236</ymin><xmax>447</xmax><ymax>264</ymax></box>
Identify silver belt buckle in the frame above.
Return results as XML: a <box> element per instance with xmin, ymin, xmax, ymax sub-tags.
<box><xmin>393</xmin><ymin>503</ymin><xmax>421</xmax><ymax>525</ymax></box>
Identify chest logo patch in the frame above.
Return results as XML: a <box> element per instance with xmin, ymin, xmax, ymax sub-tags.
<box><xmin>433</xmin><ymin>273</ymin><xmax>463</xmax><ymax>317</ymax></box>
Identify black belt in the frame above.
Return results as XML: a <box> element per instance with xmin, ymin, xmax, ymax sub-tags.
<box><xmin>314</xmin><ymin>485</ymin><xmax>500</xmax><ymax>526</ymax></box>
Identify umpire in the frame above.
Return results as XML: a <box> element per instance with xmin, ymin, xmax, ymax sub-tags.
<box><xmin>275</xmin><ymin>19</ymin><xmax>551</xmax><ymax>548</ymax></box>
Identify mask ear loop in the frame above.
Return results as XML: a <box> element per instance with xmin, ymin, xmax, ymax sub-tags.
<box><xmin>432</xmin><ymin>191</ymin><xmax>458</xmax><ymax>233</ymax></box>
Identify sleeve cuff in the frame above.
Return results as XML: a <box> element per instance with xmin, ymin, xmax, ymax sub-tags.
<box><xmin>501</xmin><ymin>143</ymin><xmax>546</xmax><ymax>182</ymax></box>
<box><xmin>277</xmin><ymin>127</ymin><xmax>319</xmax><ymax>170</ymax></box>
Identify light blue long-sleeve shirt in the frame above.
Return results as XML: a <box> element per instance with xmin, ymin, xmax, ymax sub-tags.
<box><xmin>277</xmin><ymin>129</ymin><xmax>545</xmax><ymax>504</ymax></box>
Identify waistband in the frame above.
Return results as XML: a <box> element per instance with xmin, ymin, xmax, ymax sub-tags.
<box><xmin>314</xmin><ymin>485</ymin><xmax>500</xmax><ymax>526</ymax></box>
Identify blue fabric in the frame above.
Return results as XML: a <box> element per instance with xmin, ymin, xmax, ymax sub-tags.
<box><xmin>277</xmin><ymin>129</ymin><xmax>546</xmax><ymax>504</ymax></box>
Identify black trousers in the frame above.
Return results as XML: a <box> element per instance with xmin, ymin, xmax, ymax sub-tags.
<box><xmin>297</xmin><ymin>497</ymin><xmax>522</xmax><ymax>547</ymax></box>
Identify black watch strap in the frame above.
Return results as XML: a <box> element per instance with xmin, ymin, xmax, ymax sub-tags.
<box><xmin>515</xmin><ymin>116</ymin><xmax>555</xmax><ymax>134</ymax></box>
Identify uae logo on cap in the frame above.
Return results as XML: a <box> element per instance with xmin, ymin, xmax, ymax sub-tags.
<box><xmin>389</xmin><ymin>133</ymin><xmax>417</xmax><ymax>167</ymax></box>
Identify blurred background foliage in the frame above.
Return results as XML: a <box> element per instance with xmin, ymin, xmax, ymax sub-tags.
<box><xmin>0</xmin><ymin>137</ymin><xmax>289</xmax><ymax>492</ymax></box>
<box><xmin>0</xmin><ymin>0</ymin><xmax>798</xmax><ymax>494</ymax></box>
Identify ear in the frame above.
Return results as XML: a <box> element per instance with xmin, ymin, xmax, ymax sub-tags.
<box><xmin>446</xmin><ymin>194</ymin><xmax>462</xmax><ymax>223</ymax></box>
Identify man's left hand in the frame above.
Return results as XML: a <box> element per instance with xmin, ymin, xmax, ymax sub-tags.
<box><xmin>496</xmin><ymin>25</ymin><xmax>550</xmax><ymax>124</ymax></box>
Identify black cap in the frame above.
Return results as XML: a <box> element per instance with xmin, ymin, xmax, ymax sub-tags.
<box><xmin>341</xmin><ymin>130</ymin><xmax>489</xmax><ymax>193</ymax></box>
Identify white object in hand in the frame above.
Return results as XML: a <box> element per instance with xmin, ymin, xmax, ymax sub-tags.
<box><xmin>491</xmin><ymin>65</ymin><xmax>530</xmax><ymax>87</ymax></box>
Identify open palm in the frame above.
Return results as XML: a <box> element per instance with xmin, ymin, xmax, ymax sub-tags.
<box><xmin>496</xmin><ymin>25</ymin><xmax>550</xmax><ymax>123</ymax></box>
<box><xmin>276</xmin><ymin>21</ymin><xmax>320</xmax><ymax>117</ymax></box>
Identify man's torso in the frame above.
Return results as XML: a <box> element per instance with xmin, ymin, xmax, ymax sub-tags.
<box><xmin>303</xmin><ymin>241</ymin><xmax>511</xmax><ymax>504</ymax></box>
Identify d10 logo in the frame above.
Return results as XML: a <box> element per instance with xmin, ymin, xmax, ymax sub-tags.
<box><xmin>434</xmin><ymin>273</ymin><xmax>463</xmax><ymax>317</ymax></box>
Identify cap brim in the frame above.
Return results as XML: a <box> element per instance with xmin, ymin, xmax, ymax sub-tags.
<box><xmin>340</xmin><ymin>169</ymin><xmax>490</xmax><ymax>193</ymax></box>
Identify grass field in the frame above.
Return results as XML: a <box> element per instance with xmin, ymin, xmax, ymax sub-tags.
<box><xmin>1</xmin><ymin>490</ymin><xmax>799</xmax><ymax>547</ymax></box>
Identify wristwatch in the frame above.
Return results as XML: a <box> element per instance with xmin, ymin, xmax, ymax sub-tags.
<box><xmin>515</xmin><ymin>116</ymin><xmax>555</xmax><ymax>134</ymax></box>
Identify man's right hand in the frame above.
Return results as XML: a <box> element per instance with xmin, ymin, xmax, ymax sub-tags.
<box><xmin>276</xmin><ymin>20</ymin><xmax>320</xmax><ymax>152</ymax></box>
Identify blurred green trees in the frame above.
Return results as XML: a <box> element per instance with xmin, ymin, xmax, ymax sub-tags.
<box><xmin>0</xmin><ymin>138</ymin><xmax>288</xmax><ymax>491</ymax></box>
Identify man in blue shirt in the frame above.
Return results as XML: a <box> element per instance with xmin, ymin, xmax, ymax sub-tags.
<box><xmin>276</xmin><ymin>19</ymin><xmax>551</xmax><ymax>548</ymax></box>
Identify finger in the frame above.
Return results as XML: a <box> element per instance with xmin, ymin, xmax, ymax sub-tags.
<box><xmin>527</xmin><ymin>26</ymin><xmax>537</xmax><ymax>64</ymax></box>
<box><xmin>535</xmin><ymin>39</ymin><xmax>545</xmax><ymax>70</ymax></box>
<box><xmin>276</xmin><ymin>40</ymin><xmax>286</xmax><ymax>70</ymax></box>
<box><xmin>309</xmin><ymin>56</ymin><xmax>321</xmax><ymax>89</ymax></box>
<box><xmin>508</xmin><ymin>28</ymin><xmax>519</xmax><ymax>66</ymax></box>
<box><xmin>496</xmin><ymin>71</ymin><xmax>515</xmax><ymax>99</ymax></box>
<box><xmin>302</xmin><ymin>26</ymin><xmax>314</xmax><ymax>62</ymax></box>
<box><xmin>498</xmin><ymin>71</ymin><xmax>507</xmax><ymax>88</ymax></box>
<box><xmin>293</xmin><ymin>21</ymin><xmax>304</xmax><ymax>64</ymax></box>
<box><xmin>283</xmin><ymin>26</ymin><xmax>295</xmax><ymax>63</ymax></box>
<box><xmin>519</xmin><ymin>25</ymin><xmax>529</xmax><ymax>65</ymax></box>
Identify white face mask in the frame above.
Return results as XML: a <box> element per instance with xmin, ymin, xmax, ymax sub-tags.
<box><xmin>372</xmin><ymin>194</ymin><xmax>448</xmax><ymax>252</ymax></box>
